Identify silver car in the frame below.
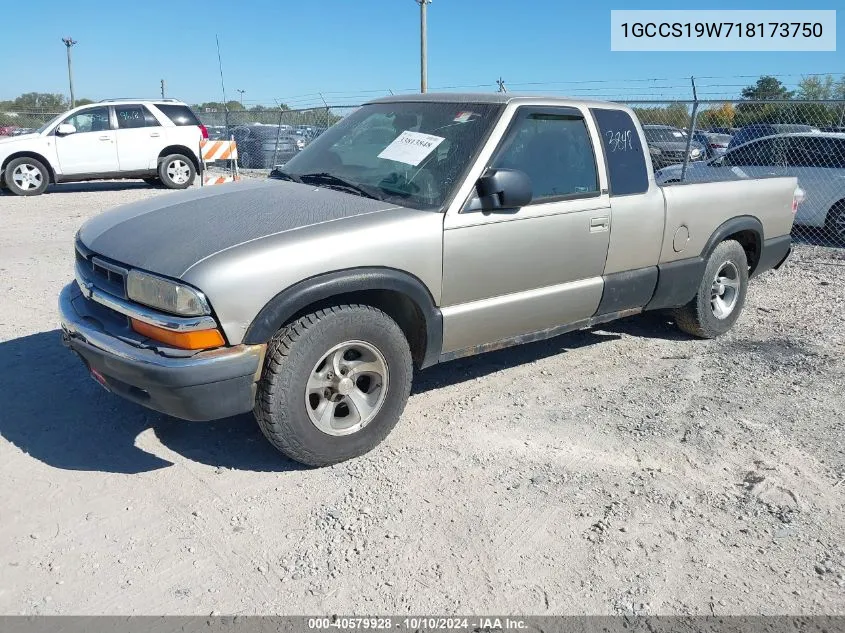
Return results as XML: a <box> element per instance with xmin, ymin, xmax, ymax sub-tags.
<box><xmin>60</xmin><ymin>94</ymin><xmax>799</xmax><ymax>466</ymax></box>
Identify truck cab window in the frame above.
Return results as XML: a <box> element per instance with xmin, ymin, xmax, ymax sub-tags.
<box><xmin>590</xmin><ymin>107</ymin><xmax>648</xmax><ymax>196</ymax></box>
<box><xmin>491</xmin><ymin>111</ymin><xmax>599</xmax><ymax>203</ymax></box>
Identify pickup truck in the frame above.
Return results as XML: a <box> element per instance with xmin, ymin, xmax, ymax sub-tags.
<box><xmin>59</xmin><ymin>94</ymin><xmax>799</xmax><ymax>466</ymax></box>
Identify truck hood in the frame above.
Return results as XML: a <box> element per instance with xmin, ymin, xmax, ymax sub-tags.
<box><xmin>78</xmin><ymin>179</ymin><xmax>402</xmax><ymax>278</ymax></box>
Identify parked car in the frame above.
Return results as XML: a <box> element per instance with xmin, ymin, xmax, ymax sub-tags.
<box><xmin>0</xmin><ymin>98</ymin><xmax>206</xmax><ymax>195</ymax></box>
<box><xmin>205</xmin><ymin>125</ymin><xmax>229</xmax><ymax>141</ymax></box>
<box><xmin>692</xmin><ymin>131</ymin><xmax>732</xmax><ymax>159</ymax></box>
<box><xmin>60</xmin><ymin>93</ymin><xmax>799</xmax><ymax>466</ymax></box>
<box><xmin>727</xmin><ymin>123</ymin><xmax>820</xmax><ymax>151</ymax></box>
<box><xmin>232</xmin><ymin>125</ymin><xmax>302</xmax><ymax>168</ymax></box>
<box><xmin>0</xmin><ymin>125</ymin><xmax>18</xmax><ymax>136</ymax></box>
<box><xmin>655</xmin><ymin>132</ymin><xmax>844</xmax><ymax>244</ymax></box>
<box><xmin>642</xmin><ymin>124</ymin><xmax>705</xmax><ymax>168</ymax></box>
<box><xmin>708</xmin><ymin>127</ymin><xmax>740</xmax><ymax>135</ymax></box>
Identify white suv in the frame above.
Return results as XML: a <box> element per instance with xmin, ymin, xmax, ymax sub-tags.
<box><xmin>0</xmin><ymin>99</ymin><xmax>207</xmax><ymax>196</ymax></box>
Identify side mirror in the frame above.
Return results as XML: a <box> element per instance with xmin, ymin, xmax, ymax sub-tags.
<box><xmin>56</xmin><ymin>123</ymin><xmax>76</xmax><ymax>136</ymax></box>
<box><xmin>468</xmin><ymin>168</ymin><xmax>532</xmax><ymax>212</ymax></box>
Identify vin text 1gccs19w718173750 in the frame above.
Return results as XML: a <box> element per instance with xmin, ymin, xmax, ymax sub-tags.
<box><xmin>59</xmin><ymin>94</ymin><xmax>801</xmax><ymax>466</ymax></box>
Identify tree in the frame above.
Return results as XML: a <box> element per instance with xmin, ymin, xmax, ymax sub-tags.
<box><xmin>698</xmin><ymin>103</ymin><xmax>735</xmax><ymax>129</ymax></box>
<box><xmin>741</xmin><ymin>76</ymin><xmax>793</xmax><ymax>101</ymax></box>
<box><xmin>631</xmin><ymin>102</ymin><xmax>689</xmax><ymax>127</ymax></box>
<box><xmin>797</xmin><ymin>75</ymin><xmax>835</xmax><ymax>100</ymax></box>
<box><xmin>12</xmin><ymin>92</ymin><xmax>68</xmax><ymax>110</ymax></box>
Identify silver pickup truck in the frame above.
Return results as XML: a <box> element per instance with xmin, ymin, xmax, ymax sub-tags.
<box><xmin>60</xmin><ymin>93</ymin><xmax>799</xmax><ymax>466</ymax></box>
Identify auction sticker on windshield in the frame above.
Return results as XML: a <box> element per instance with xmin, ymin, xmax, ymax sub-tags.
<box><xmin>377</xmin><ymin>131</ymin><xmax>445</xmax><ymax>166</ymax></box>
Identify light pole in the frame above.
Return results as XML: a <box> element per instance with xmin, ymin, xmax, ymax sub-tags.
<box><xmin>236</xmin><ymin>89</ymin><xmax>246</xmax><ymax>108</ymax></box>
<box><xmin>416</xmin><ymin>0</ymin><xmax>431</xmax><ymax>93</ymax></box>
<box><xmin>62</xmin><ymin>37</ymin><xmax>77</xmax><ymax>107</ymax></box>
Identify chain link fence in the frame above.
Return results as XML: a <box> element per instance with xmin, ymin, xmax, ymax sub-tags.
<box><xmin>195</xmin><ymin>106</ymin><xmax>358</xmax><ymax>169</ymax></box>
<box><xmin>3</xmin><ymin>97</ymin><xmax>843</xmax><ymax>246</ymax></box>
<box><xmin>0</xmin><ymin>110</ymin><xmax>61</xmax><ymax>135</ymax></box>
<box><xmin>618</xmin><ymin>98</ymin><xmax>845</xmax><ymax>247</ymax></box>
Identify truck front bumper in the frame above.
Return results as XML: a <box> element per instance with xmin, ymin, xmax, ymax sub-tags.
<box><xmin>59</xmin><ymin>282</ymin><xmax>264</xmax><ymax>421</ymax></box>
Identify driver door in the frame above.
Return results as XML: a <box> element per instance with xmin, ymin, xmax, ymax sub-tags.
<box><xmin>54</xmin><ymin>106</ymin><xmax>119</xmax><ymax>175</ymax></box>
<box><xmin>440</xmin><ymin>106</ymin><xmax>612</xmax><ymax>355</ymax></box>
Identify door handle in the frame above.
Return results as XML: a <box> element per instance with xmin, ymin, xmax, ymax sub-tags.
<box><xmin>590</xmin><ymin>216</ymin><xmax>610</xmax><ymax>232</ymax></box>
<box><xmin>150</xmin><ymin>132</ymin><xmax>161</xmax><ymax>137</ymax></box>
<box><xmin>99</xmin><ymin>135</ymin><xmax>111</xmax><ymax>141</ymax></box>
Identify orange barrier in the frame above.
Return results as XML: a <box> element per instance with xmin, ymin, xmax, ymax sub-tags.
<box><xmin>202</xmin><ymin>173</ymin><xmax>240</xmax><ymax>186</ymax></box>
<box><xmin>200</xmin><ymin>139</ymin><xmax>238</xmax><ymax>161</ymax></box>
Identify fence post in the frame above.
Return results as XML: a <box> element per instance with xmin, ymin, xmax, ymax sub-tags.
<box><xmin>271</xmin><ymin>105</ymin><xmax>284</xmax><ymax>169</ymax></box>
<box><xmin>680</xmin><ymin>77</ymin><xmax>700</xmax><ymax>182</ymax></box>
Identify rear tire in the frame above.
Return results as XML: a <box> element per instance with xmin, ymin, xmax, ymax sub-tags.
<box><xmin>825</xmin><ymin>201</ymin><xmax>845</xmax><ymax>246</ymax></box>
<box><xmin>4</xmin><ymin>156</ymin><xmax>49</xmax><ymax>196</ymax></box>
<box><xmin>158</xmin><ymin>154</ymin><xmax>195</xmax><ymax>189</ymax></box>
<box><xmin>254</xmin><ymin>305</ymin><xmax>413</xmax><ymax>467</ymax></box>
<box><xmin>673</xmin><ymin>239</ymin><xmax>748</xmax><ymax>339</ymax></box>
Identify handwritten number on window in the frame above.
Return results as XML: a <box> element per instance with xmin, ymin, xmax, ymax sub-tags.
<box><xmin>605</xmin><ymin>129</ymin><xmax>633</xmax><ymax>152</ymax></box>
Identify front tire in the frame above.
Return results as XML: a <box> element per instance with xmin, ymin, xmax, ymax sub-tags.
<box><xmin>254</xmin><ymin>305</ymin><xmax>413</xmax><ymax>467</ymax></box>
<box><xmin>673</xmin><ymin>239</ymin><xmax>749</xmax><ymax>339</ymax></box>
<box><xmin>158</xmin><ymin>154</ymin><xmax>195</xmax><ymax>189</ymax></box>
<box><xmin>4</xmin><ymin>156</ymin><xmax>49</xmax><ymax>196</ymax></box>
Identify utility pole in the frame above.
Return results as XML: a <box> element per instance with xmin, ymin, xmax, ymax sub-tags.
<box><xmin>236</xmin><ymin>89</ymin><xmax>245</xmax><ymax>108</ymax></box>
<box><xmin>160</xmin><ymin>79</ymin><xmax>166</xmax><ymax>99</ymax></box>
<box><xmin>416</xmin><ymin>0</ymin><xmax>431</xmax><ymax>93</ymax></box>
<box><xmin>497</xmin><ymin>77</ymin><xmax>507</xmax><ymax>93</ymax></box>
<box><xmin>62</xmin><ymin>37</ymin><xmax>77</xmax><ymax>108</ymax></box>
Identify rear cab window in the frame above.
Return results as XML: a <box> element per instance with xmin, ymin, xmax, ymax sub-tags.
<box><xmin>590</xmin><ymin>108</ymin><xmax>649</xmax><ymax>196</ymax></box>
<box><xmin>154</xmin><ymin>104</ymin><xmax>201</xmax><ymax>126</ymax></box>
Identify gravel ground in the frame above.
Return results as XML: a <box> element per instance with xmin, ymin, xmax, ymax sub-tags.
<box><xmin>0</xmin><ymin>180</ymin><xmax>843</xmax><ymax>616</ymax></box>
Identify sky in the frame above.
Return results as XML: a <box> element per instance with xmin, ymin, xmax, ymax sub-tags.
<box><xmin>0</xmin><ymin>0</ymin><xmax>842</xmax><ymax>108</ymax></box>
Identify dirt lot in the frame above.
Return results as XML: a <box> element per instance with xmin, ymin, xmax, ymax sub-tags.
<box><xmin>0</xmin><ymin>180</ymin><xmax>843</xmax><ymax>616</ymax></box>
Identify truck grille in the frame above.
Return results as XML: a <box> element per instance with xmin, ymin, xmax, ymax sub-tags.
<box><xmin>75</xmin><ymin>243</ymin><xmax>128</xmax><ymax>300</ymax></box>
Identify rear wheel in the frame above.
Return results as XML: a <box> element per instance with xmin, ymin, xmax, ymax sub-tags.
<box><xmin>825</xmin><ymin>201</ymin><xmax>845</xmax><ymax>246</ymax></box>
<box><xmin>254</xmin><ymin>305</ymin><xmax>413</xmax><ymax>467</ymax></box>
<box><xmin>673</xmin><ymin>239</ymin><xmax>748</xmax><ymax>339</ymax></box>
<box><xmin>158</xmin><ymin>154</ymin><xmax>195</xmax><ymax>189</ymax></box>
<box><xmin>4</xmin><ymin>156</ymin><xmax>49</xmax><ymax>196</ymax></box>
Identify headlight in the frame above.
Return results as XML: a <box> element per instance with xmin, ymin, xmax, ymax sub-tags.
<box><xmin>126</xmin><ymin>270</ymin><xmax>210</xmax><ymax>316</ymax></box>
<box><xmin>649</xmin><ymin>146</ymin><xmax>662</xmax><ymax>156</ymax></box>
<box><xmin>690</xmin><ymin>148</ymin><xmax>701</xmax><ymax>158</ymax></box>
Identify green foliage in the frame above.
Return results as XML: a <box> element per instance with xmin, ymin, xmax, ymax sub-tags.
<box><xmin>631</xmin><ymin>102</ymin><xmax>690</xmax><ymax>127</ymax></box>
<box><xmin>741</xmin><ymin>76</ymin><xmax>794</xmax><ymax>100</ymax></box>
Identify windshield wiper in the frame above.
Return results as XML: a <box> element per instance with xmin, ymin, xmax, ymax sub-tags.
<box><xmin>269</xmin><ymin>168</ymin><xmax>302</xmax><ymax>183</ymax></box>
<box><xmin>299</xmin><ymin>172</ymin><xmax>379</xmax><ymax>200</ymax></box>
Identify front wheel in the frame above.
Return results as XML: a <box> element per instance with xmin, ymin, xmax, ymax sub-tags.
<box><xmin>254</xmin><ymin>305</ymin><xmax>413</xmax><ymax>467</ymax></box>
<box><xmin>673</xmin><ymin>239</ymin><xmax>749</xmax><ymax>339</ymax></box>
<box><xmin>158</xmin><ymin>154</ymin><xmax>195</xmax><ymax>189</ymax></box>
<box><xmin>4</xmin><ymin>156</ymin><xmax>49</xmax><ymax>196</ymax></box>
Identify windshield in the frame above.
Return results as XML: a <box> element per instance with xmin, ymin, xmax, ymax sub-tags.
<box><xmin>36</xmin><ymin>112</ymin><xmax>66</xmax><ymax>134</ymax></box>
<box><xmin>275</xmin><ymin>101</ymin><xmax>503</xmax><ymax>210</ymax></box>
<box><xmin>644</xmin><ymin>127</ymin><xmax>687</xmax><ymax>142</ymax></box>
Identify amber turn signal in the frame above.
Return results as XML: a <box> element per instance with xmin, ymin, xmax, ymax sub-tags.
<box><xmin>130</xmin><ymin>319</ymin><xmax>225</xmax><ymax>350</ymax></box>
